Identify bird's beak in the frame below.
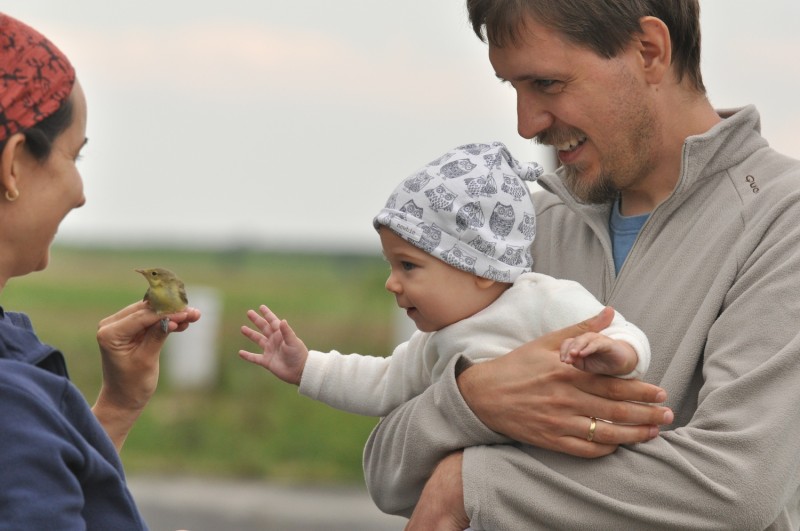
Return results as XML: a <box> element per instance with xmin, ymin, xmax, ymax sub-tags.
<box><xmin>134</xmin><ymin>268</ymin><xmax>145</xmax><ymax>276</ymax></box>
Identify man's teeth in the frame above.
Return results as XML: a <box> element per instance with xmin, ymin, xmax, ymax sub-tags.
<box><xmin>555</xmin><ymin>135</ymin><xmax>587</xmax><ymax>151</ymax></box>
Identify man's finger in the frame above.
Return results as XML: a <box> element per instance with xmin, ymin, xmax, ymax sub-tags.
<box><xmin>575</xmin><ymin>370</ymin><xmax>669</xmax><ymax>404</ymax></box>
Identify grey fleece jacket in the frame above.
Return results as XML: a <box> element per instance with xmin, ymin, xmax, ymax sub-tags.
<box><xmin>363</xmin><ymin>106</ymin><xmax>800</xmax><ymax>530</ymax></box>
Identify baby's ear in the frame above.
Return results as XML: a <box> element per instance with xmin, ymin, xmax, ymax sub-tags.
<box><xmin>474</xmin><ymin>276</ymin><xmax>498</xmax><ymax>290</ymax></box>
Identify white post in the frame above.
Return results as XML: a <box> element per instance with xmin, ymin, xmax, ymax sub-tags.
<box><xmin>164</xmin><ymin>285</ymin><xmax>222</xmax><ymax>389</ymax></box>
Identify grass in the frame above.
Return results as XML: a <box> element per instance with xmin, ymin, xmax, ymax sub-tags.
<box><xmin>0</xmin><ymin>244</ymin><xmax>395</xmax><ymax>484</ymax></box>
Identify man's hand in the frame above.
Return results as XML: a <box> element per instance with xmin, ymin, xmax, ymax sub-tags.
<box><xmin>405</xmin><ymin>452</ymin><xmax>469</xmax><ymax>531</ymax></box>
<box><xmin>458</xmin><ymin>307</ymin><xmax>673</xmax><ymax>457</ymax></box>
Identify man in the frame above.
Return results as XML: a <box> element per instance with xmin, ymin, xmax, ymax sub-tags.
<box><xmin>363</xmin><ymin>1</ymin><xmax>800</xmax><ymax>529</ymax></box>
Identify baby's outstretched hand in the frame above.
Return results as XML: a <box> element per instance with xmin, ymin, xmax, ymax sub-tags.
<box><xmin>559</xmin><ymin>332</ymin><xmax>637</xmax><ymax>376</ymax></box>
<box><xmin>239</xmin><ymin>305</ymin><xmax>308</xmax><ymax>385</ymax></box>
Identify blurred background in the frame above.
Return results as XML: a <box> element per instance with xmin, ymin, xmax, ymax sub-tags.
<box><xmin>3</xmin><ymin>1</ymin><xmax>799</xmax><ymax>529</ymax></box>
<box><xmin>9</xmin><ymin>0</ymin><xmax>800</xmax><ymax>251</ymax></box>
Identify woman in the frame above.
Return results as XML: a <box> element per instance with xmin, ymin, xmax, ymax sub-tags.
<box><xmin>0</xmin><ymin>13</ymin><xmax>200</xmax><ymax>529</ymax></box>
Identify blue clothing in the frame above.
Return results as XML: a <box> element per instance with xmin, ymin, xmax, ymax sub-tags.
<box><xmin>0</xmin><ymin>308</ymin><xmax>147</xmax><ymax>530</ymax></box>
<box><xmin>609</xmin><ymin>198</ymin><xmax>649</xmax><ymax>273</ymax></box>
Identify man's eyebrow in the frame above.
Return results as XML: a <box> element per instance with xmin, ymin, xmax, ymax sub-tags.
<box><xmin>496</xmin><ymin>72</ymin><xmax>542</xmax><ymax>83</ymax></box>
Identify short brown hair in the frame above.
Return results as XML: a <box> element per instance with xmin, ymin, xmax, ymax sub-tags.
<box><xmin>466</xmin><ymin>0</ymin><xmax>704</xmax><ymax>93</ymax></box>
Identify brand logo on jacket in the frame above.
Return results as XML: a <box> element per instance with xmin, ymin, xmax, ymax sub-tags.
<box><xmin>745</xmin><ymin>175</ymin><xmax>759</xmax><ymax>194</ymax></box>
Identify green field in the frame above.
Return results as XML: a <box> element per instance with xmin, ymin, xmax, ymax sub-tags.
<box><xmin>1</xmin><ymin>245</ymin><xmax>395</xmax><ymax>484</ymax></box>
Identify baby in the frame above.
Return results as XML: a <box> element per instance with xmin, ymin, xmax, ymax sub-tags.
<box><xmin>239</xmin><ymin>141</ymin><xmax>649</xmax><ymax>417</ymax></box>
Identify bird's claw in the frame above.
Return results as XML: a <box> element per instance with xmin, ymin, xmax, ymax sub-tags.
<box><xmin>160</xmin><ymin>318</ymin><xmax>169</xmax><ymax>333</ymax></box>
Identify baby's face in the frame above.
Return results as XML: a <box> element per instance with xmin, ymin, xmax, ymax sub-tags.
<box><xmin>379</xmin><ymin>228</ymin><xmax>499</xmax><ymax>332</ymax></box>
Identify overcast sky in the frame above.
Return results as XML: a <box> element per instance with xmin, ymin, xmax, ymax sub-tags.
<box><xmin>8</xmin><ymin>1</ymin><xmax>800</xmax><ymax>252</ymax></box>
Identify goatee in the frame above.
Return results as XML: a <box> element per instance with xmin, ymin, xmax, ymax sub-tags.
<box><xmin>561</xmin><ymin>163</ymin><xmax>620</xmax><ymax>205</ymax></box>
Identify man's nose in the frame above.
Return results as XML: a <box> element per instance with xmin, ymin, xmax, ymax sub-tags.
<box><xmin>517</xmin><ymin>91</ymin><xmax>554</xmax><ymax>139</ymax></box>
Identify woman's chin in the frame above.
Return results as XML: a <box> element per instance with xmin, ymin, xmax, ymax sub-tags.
<box><xmin>34</xmin><ymin>249</ymin><xmax>51</xmax><ymax>272</ymax></box>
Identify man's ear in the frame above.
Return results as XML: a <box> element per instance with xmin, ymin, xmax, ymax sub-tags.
<box><xmin>0</xmin><ymin>133</ymin><xmax>26</xmax><ymax>197</ymax></box>
<box><xmin>636</xmin><ymin>16</ymin><xmax>672</xmax><ymax>86</ymax></box>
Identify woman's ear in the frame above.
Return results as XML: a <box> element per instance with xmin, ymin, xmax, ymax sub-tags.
<box><xmin>0</xmin><ymin>133</ymin><xmax>26</xmax><ymax>198</ymax></box>
<box><xmin>636</xmin><ymin>16</ymin><xmax>672</xmax><ymax>86</ymax></box>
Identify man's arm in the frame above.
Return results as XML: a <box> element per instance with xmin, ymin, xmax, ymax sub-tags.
<box><xmin>403</xmin><ymin>195</ymin><xmax>800</xmax><ymax>529</ymax></box>
<box><xmin>363</xmin><ymin>309</ymin><xmax>669</xmax><ymax>516</ymax></box>
<box><xmin>406</xmin><ymin>326</ymin><xmax>800</xmax><ymax>529</ymax></box>
<box><xmin>456</xmin><ymin>334</ymin><xmax>667</xmax><ymax>455</ymax></box>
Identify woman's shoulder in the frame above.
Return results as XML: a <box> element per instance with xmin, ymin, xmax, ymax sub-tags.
<box><xmin>0</xmin><ymin>358</ymin><xmax>70</xmax><ymax>405</ymax></box>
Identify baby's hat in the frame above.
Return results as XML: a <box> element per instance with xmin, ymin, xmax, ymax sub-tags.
<box><xmin>373</xmin><ymin>141</ymin><xmax>543</xmax><ymax>283</ymax></box>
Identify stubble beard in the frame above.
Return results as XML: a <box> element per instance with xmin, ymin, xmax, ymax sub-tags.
<box><xmin>560</xmin><ymin>160</ymin><xmax>620</xmax><ymax>205</ymax></box>
<box><xmin>536</xmin><ymin>105</ymin><xmax>657</xmax><ymax>206</ymax></box>
<box><xmin>535</xmin><ymin>127</ymin><xmax>620</xmax><ymax>205</ymax></box>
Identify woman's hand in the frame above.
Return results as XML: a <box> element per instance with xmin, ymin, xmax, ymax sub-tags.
<box><xmin>92</xmin><ymin>300</ymin><xmax>200</xmax><ymax>450</ymax></box>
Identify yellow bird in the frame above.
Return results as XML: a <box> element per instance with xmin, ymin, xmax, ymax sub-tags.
<box><xmin>135</xmin><ymin>267</ymin><xmax>188</xmax><ymax>332</ymax></box>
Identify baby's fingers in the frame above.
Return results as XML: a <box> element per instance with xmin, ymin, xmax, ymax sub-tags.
<box><xmin>240</xmin><ymin>324</ymin><xmax>268</xmax><ymax>346</ymax></box>
<box><xmin>560</xmin><ymin>336</ymin><xmax>590</xmax><ymax>362</ymax></box>
<box><xmin>238</xmin><ymin>349</ymin><xmax>267</xmax><ymax>367</ymax></box>
<box><xmin>575</xmin><ymin>335</ymin><xmax>615</xmax><ymax>357</ymax></box>
<box><xmin>246</xmin><ymin>309</ymin><xmax>270</xmax><ymax>331</ymax></box>
<box><xmin>259</xmin><ymin>305</ymin><xmax>283</xmax><ymax>328</ymax></box>
<box><xmin>278</xmin><ymin>320</ymin><xmax>300</xmax><ymax>345</ymax></box>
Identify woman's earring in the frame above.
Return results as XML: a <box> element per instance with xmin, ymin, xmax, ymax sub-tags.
<box><xmin>4</xmin><ymin>189</ymin><xmax>19</xmax><ymax>202</ymax></box>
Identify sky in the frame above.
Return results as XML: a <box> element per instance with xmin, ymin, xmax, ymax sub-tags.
<box><xmin>7</xmin><ymin>1</ymin><xmax>800</xmax><ymax>252</ymax></box>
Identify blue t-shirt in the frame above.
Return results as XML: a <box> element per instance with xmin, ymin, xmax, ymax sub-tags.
<box><xmin>609</xmin><ymin>198</ymin><xmax>649</xmax><ymax>273</ymax></box>
<box><xmin>0</xmin><ymin>308</ymin><xmax>148</xmax><ymax>530</ymax></box>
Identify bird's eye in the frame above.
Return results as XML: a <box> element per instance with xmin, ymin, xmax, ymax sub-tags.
<box><xmin>150</xmin><ymin>271</ymin><xmax>157</xmax><ymax>276</ymax></box>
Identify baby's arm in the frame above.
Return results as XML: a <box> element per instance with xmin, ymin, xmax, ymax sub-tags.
<box><xmin>239</xmin><ymin>305</ymin><xmax>308</xmax><ymax>385</ymax></box>
<box><xmin>239</xmin><ymin>305</ymin><xmax>429</xmax><ymax>416</ymax></box>
<box><xmin>559</xmin><ymin>332</ymin><xmax>638</xmax><ymax>377</ymax></box>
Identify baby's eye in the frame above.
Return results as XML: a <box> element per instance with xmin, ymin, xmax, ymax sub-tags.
<box><xmin>401</xmin><ymin>261</ymin><xmax>416</xmax><ymax>271</ymax></box>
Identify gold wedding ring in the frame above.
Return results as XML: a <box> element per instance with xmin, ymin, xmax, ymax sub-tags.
<box><xmin>587</xmin><ymin>417</ymin><xmax>597</xmax><ymax>442</ymax></box>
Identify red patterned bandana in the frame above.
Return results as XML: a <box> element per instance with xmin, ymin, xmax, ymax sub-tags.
<box><xmin>0</xmin><ymin>13</ymin><xmax>75</xmax><ymax>143</ymax></box>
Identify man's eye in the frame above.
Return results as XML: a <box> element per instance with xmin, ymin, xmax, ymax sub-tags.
<box><xmin>535</xmin><ymin>79</ymin><xmax>563</xmax><ymax>93</ymax></box>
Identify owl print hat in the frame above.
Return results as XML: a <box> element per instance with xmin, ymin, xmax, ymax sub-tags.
<box><xmin>374</xmin><ymin>141</ymin><xmax>543</xmax><ymax>283</ymax></box>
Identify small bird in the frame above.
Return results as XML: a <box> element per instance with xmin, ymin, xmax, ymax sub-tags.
<box><xmin>135</xmin><ymin>267</ymin><xmax>188</xmax><ymax>332</ymax></box>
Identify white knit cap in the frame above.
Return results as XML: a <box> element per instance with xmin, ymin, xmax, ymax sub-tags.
<box><xmin>373</xmin><ymin>141</ymin><xmax>543</xmax><ymax>283</ymax></box>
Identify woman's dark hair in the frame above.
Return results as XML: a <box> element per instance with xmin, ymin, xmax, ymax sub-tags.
<box><xmin>0</xmin><ymin>97</ymin><xmax>74</xmax><ymax>162</ymax></box>
<box><xmin>467</xmin><ymin>0</ymin><xmax>705</xmax><ymax>93</ymax></box>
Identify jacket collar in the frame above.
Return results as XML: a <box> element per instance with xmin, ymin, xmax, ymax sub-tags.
<box><xmin>537</xmin><ymin>106</ymin><xmax>765</xmax><ymax>218</ymax></box>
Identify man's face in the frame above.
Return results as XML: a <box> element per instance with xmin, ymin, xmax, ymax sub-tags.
<box><xmin>488</xmin><ymin>15</ymin><xmax>660</xmax><ymax>204</ymax></box>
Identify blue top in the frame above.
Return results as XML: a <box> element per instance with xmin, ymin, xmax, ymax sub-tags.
<box><xmin>0</xmin><ymin>308</ymin><xmax>148</xmax><ymax>530</ymax></box>
<box><xmin>609</xmin><ymin>198</ymin><xmax>649</xmax><ymax>273</ymax></box>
